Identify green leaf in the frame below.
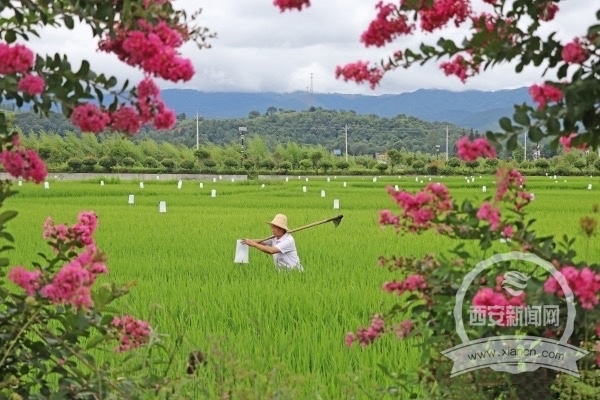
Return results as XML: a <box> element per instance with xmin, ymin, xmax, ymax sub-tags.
<box><xmin>506</xmin><ymin>134</ymin><xmax>519</xmax><ymax>151</ymax></box>
<box><xmin>0</xmin><ymin>257</ymin><xmax>9</xmax><ymax>267</ymax></box>
<box><xmin>0</xmin><ymin>210</ymin><xmax>18</xmax><ymax>226</ymax></box>
<box><xmin>513</xmin><ymin>110</ymin><xmax>530</xmax><ymax>126</ymax></box>
<box><xmin>546</xmin><ymin>117</ymin><xmax>561</xmax><ymax>134</ymax></box>
<box><xmin>499</xmin><ymin>117</ymin><xmax>513</xmax><ymax>132</ymax></box>
<box><xmin>76</xmin><ymin>60</ymin><xmax>90</xmax><ymax>78</ymax></box>
<box><xmin>528</xmin><ymin>126</ymin><xmax>544</xmax><ymax>142</ymax></box>
<box><xmin>4</xmin><ymin>30</ymin><xmax>16</xmax><ymax>43</ymax></box>
<box><xmin>63</xmin><ymin>15</ymin><xmax>74</xmax><ymax>29</ymax></box>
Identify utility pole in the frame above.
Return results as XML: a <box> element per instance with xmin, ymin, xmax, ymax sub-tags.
<box><xmin>196</xmin><ymin>113</ymin><xmax>199</xmax><ymax>150</ymax></box>
<box><xmin>310</xmin><ymin>73</ymin><xmax>314</xmax><ymax>109</ymax></box>
<box><xmin>344</xmin><ymin>124</ymin><xmax>348</xmax><ymax>162</ymax></box>
<box><xmin>445</xmin><ymin>125</ymin><xmax>449</xmax><ymax>161</ymax></box>
<box><xmin>239</xmin><ymin>126</ymin><xmax>247</xmax><ymax>162</ymax></box>
<box><xmin>524</xmin><ymin>133</ymin><xmax>527</xmax><ymax>161</ymax></box>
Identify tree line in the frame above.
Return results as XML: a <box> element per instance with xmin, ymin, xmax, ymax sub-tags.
<box><xmin>14</xmin><ymin>130</ymin><xmax>600</xmax><ymax>177</ymax></box>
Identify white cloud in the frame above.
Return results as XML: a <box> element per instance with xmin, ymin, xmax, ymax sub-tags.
<box><xmin>19</xmin><ymin>0</ymin><xmax>600</xmax><ymax>96</ymax></box>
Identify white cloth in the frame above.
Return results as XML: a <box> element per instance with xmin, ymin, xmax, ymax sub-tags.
<box><xmin>266</xmin><ymin>233</ymin><xmax>303</xmax><ymax>271</ymax></box>
<box><xmin>234</xmin><ymin>240</ymin><xmax>249</xmax><ymax>264</ymax></box>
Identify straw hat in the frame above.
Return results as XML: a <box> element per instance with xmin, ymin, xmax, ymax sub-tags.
<box><xmin>267</xmin><ymin>214</ymin><xmax>289</xmax><ymax>231</ymax></box>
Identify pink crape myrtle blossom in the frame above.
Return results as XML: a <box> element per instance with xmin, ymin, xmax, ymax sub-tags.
<box><xmin>0</xmin><ymin>135</ymin><xmax>47</xmax><ymax>183</ymax></box>
<box><xmin>476</xmin><ymin>202</ymin><xmax>501</xmax><ymax>231</ymax></box>
<box><xmin>418</xmin><ymin>0</ymin><xmax>471</xmax><ymax>33</ymax></box>
<box><xmin>8</xmin><ymin>266</ymin><xmax>41</xmax><ymax>295</ymax></box>
<box><xmin>544</xmin><ymin>266</ymin><xmax>600</xmax><ymax>310</ymax></box>
<box><xmin>111</xmin><ymin>315</ymin><xmax>152</xmax><ymax>352</ymax></box>
<box><xmin>494</xmin><ymin>167</ymin><xmax>524</xmax><ymax>202</ymax></box>
<box><xmin>382</xmin><ymin>274</ymin><xmax>427</xmax><ymax>295</ymax></box>
<box><xmin>39</xmin><ymin>246</ymin><xmax>108</xmax><ymax>309</ymax></box>
<box><xmin>98</xmin><ymin>19</ymin><xmax>193</xmax><ymax>83</ymax></box>
<box><xmin>382</xmin><ymin>182</ymin><xmax>454</xmax><ymax>233</ymax></box>
<box><xmin>528</xmin><ymin>83</ymin><xmax>563</xmax><ymax>109</ymax></box>
<box><xmin>472</xmin><ymin>286</ymin><xmax>526</xmax><ymax>327</ymax></box>
<box><xmin>361</xmin><ymin>2</ymin><xmax>414</xmax><ymax>47</ymax></box>
<box><xmin>18</xmin><ymin>74</ymin><xmax>45</xmax><ymax>95</ymax></box>
<box><xmin>538</xmin><ymin>2</ymin><xmax>559</xmax><ymax>21</ymax></box>
<box><xmin>561</xmin><ymin>38</ymin><xmax>588</xmax><ymax>64</ymax></box>
<box><xmin>502</xmin><ymin>225</ymin><xmax>514</xmax><ymax>238</ymax></box>
<box><xmin>0</xmin><ymin>43</ymin><xmax>35</xmax><ymax>74</ymax></box>
<box><xmin>393</xmin><ymin>320</ymin><xmax>415</xmax><ymax>339</ymax></box>
<box><xmin>456</xmin><ymin>136</ymin><xmax>497</xmax><ymax>161</ymax></box>
<box><xmin>273</xmin><ymin>0</ymin><xmax>310</xmax><ymax>12</ymax></box>
<box><xmin>345</xmin><ymin>314</ymin><xmax>385</xmax><ymax>347</ymax></box>
<box><xmin>559</xmin><ymin>133</ymin><xmax>588</xmax><ymax>152</ymax></box>
<box><xmin>335</xmin><ymin>61</ymin><xmax>384</xmax><ymax>89</ymax></box>
<box><xmin>44</xmin><ymin>211</ymin><xmax>98</xmax><ymax>247</ymax></box>
<box><xmin>70</xmin><ymin>77</ymin><xmax>176</xmax><ymax>134</ymax></box>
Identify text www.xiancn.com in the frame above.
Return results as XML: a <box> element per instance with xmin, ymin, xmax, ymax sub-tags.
<box><xmin>467</xmin><ymin>348</ymin><xmax>565</xmax><ymax>361</ymax></box>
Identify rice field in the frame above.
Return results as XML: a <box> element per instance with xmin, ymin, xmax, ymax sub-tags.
<box><xmin>4</xmin><ymin>174</ymin><xmax>600</xmax><ymax>399</ymax></box>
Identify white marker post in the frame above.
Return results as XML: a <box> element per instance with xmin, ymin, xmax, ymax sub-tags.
<box><xmin>261</xmin><ymin>184</ymin><xmax>265</xmax><ymax>188</ymax></box>
<box><xmin>302</xmin><ymin>186</ymin><xmax>307</xmax><ymax>193</ymax></box>
<box><xmin>177</xmin><ymin>180</ymin><xmax>182</xmax><ymax>189</ymax></box>
<box><xmin>343</xmin><ymin>182</ymin><xmax>347</xmax><ymax>187</ymax></box>
<box><xmin>44</xmin><ymin>181</ymin><xmax>49</xmax><ymax>189</ymax></box>
<box><xmin>159</xmin><ymin>201</ymin><xmax>166</xmax><ymax>213</ymax></box>
<box><xmin>100</xmin><ymin>180</ymin><xmax>104</xmax><ymax>186</ymax></box>
<box><xmin>327</xmin><ymin>177</ymin><xmax>330</xmax><ymax>182</ymax></box>
<box><xmin>211</xmin><ymin>189</ymin><xmax>216</xmax><ymax>198</ymax></box>
<box><xmin>373</xmin><ymin>177</ymin><xmax>377</xmax><ymax>182</ymax></box>
<box><xmin>17</xmin><ymin>180</ymin><xmax>22</xmax><ymax>186</ymax></box>
<box><xmin>140</xmin><ymin>182</ymin><xmax>144</xmax><ymax>189</ymax></box>
<box><xmin>200</xmin><ymin>182</ymin><xmax>204</xmax><ymax>188</ymax></box>
<box><xmin>395</xmin><ymin>185</ymin><xmax>399</xmax><ymax>191</ymax></box>
<box><xmin>128</xmin><ymin>195</ymin><xmax>134</xmax><ymax>205</ymax></box>
<box><xmin>321</xmin><ymin>190</ymin><xmax>326</xmax><ymax>197</ymax></box>
<box><xmin>588</xmin><ymin>184</ymin><xmax>592</xmax><ymax>190</ymax></box>
<box><xmin>482</xmin><ymin>186</ymin><xmax>487</xmax><ymax>193</ymax></box>
<box><xmin>333</xmin><ymin>199</ymin><xmax>340</xmax><ymax>209</ymax></box>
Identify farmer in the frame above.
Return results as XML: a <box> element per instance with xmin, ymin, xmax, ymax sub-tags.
<box><xmin>241</xmin><ymin>214</ymin><xmax>304</xmax><ymax>272</ymax></box>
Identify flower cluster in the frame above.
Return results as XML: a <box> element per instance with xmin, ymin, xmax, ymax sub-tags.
<box><xmin>0</xmin><ymin>135</ymin><xmax>47</xmax><ymax>183</ymax></box>
<box><xmin>345</xmin><ymin>314</ymin><xmax>385</xmax><ymax>347</ymax></box>
<box><xmin>360</xmin><ymin>2</ymin><xmax>414</xmax><ymax>48</ymax></box>
<box><xmin>381</xmin><ymin>182</ymin><xmax>454</xmax><ymax>233</ymax></box>
<box><xmin>559</xmin><ymin>133</ymin><xmax>588</xmax><ymax>152</ymax></box>
<box><xmin>9</xmin><ymin>212</ymin><xmax>107</xmax><ymax>309</ymax></box>
<box><xmin>0</xmin><ymin>42</ymin><xmax>45</xmax><ymax>96</ymax></box>
<box><xmin>544</xmin><ymin>266</ymin><xmax>600</xmax><ymax>310</ymax></box>
<box><xmin>456</xmin><ymin>136</ymin><xmax>497</xmax><ymax>161</ymax></box>
<box><xmin>111</xmin><ymin>315</ymin><xmax>152</xmax><ymax>353</ymax></box>
<box><xmin>273</xmin><ymin>0</ymin><xmax>311</xmax><ymax>12</ymax></box>
<box><xmin>382</xmin><ymin>274</ymin><xmax>427</xmax><ymax>296</ymax></box>
<box><xmin>70</xmin><ymin>77</ymin><xmax>175</xmax><ymax>135</ymax></box>
<box><xmin>98</xmin><ymin>19</ymin><xmax>193</xmax><ymax>83</ymax></box>
<box><xmin>528</xmin><ymin>83</ymin><xmax>563</xmax><ymax>109</ymax></box>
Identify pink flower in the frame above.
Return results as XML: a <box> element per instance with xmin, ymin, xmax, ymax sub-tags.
<box><xmin>0</xmin><ymin>43</ymin><xmax>35</xmax><ymax>74</ymax></box>
<box><xmin>18</xmin><ymin>74</ymin><xmax>45</xmax><ymax>95</ymax></box>
<box><xmin>70</xmin><ymin>103</ymin><xmax>111</xmax><ymax>134</ymax></box>
<box><xmin>561</xmin><ymin>38</ymin><xmax>588</xmax><ymax>64</ymax></box>
<box><xmin>8</xmin><ymin>266</ymin><xmax>41</xmax><ymax>295</ymax></box>
<box><xmin>393</xmin><ymin>320</ymin><xmax>414</xmax><ymax>339</ymax></box>
<box><xmin>111</xmin><ymin>315</ymin><xmax>152</xmax><ymax>352</ymax></box>
<box><xmin>528</xmin><ymin>83</ymin><xmax>563</xmax><ymax>109</ymax></box>
<box><xmin>495</xmin><ymin>168</ymin><xmax>524</xmax><ymax>202</ymax></box>
<box><xmin>361</xmin><ymin>3</ymin><xmax>414</xmax><ymax>47</ymax></box>
<box><xmin>538</xmin><ymin>3</ymin><xmax>559</xmax><ymax>21</ymax></box>
<box><xmin>544</xmin><ymin>266</ymin><xmax>600</xmax><ymax>310</ymax></box>
<box><xmin>502</xmin><ymin>225</ymin><xmax>514</xmax><ymax>238</ymax></box>
<box><xmin>383</xmin><ymin>274</ymin><xmax>427</xmax><ymax>295</ymax></box>
<box><xmin>440</xmin><ymin>54</ymin><xmax>476</xmax><ymax>83</ymax></box>
<box><xmin>110</xmin><ymin>106</ymin><xmax>142</xmax><ymax>135</ymax></box>
<box><xmin>418</xmin><ymin>0</ymin><xmax>471</xmax><ymax>33</ymax></box>
<box><xmin>456</xmin><ymin>136</ymin><xmax>496</xmax><ymax>161</ymax></box>
<box><xmin>273</xmin><ymin>0</ymin><xmax>310</xmax><ymax>12</ymax></box>
<box><xmin>0</xmin><ymin>136</ymin><xmax>47</xmax><ymax>183</ymax></box>
<box><xmin>335</xmin><ymin>61</ymin><xmax>384</xmax><ymax>89</ymax></box>
<box><xmin>384</xmin><ymin>183</ymin><xmax>454</xmax><ymax>232</ymax></box>
<box><xmin>349</xmin><ymin>314</ymin><xmax>385</xmax><ymax>347</ymax></box>
<box><xmin>559</xmin><ymin>133</ymin><xmax>588</xmax><ymax>152</ymax></box>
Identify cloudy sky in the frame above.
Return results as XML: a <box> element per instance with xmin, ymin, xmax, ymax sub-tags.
<box><xmin>26</xmin><ymin>1</ymin><xmax>597</xmax><ymax>96</ymax></box>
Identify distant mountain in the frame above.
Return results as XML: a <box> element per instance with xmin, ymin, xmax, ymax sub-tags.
<box><xmin>160</xmin><ymin>87</ymin><xmax>532</xmax><ymax>132</ymax></box>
